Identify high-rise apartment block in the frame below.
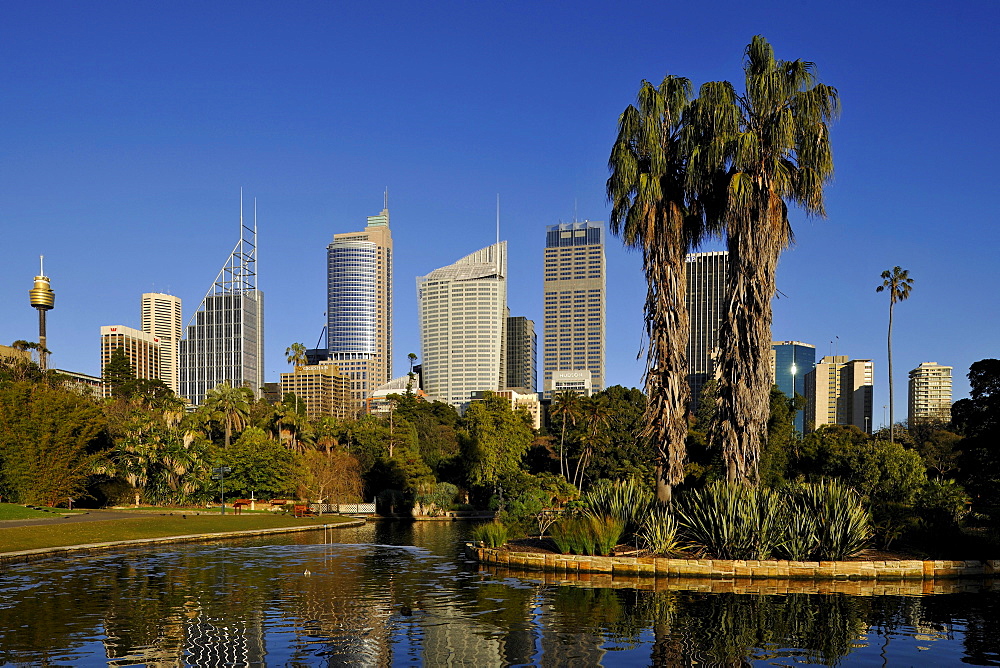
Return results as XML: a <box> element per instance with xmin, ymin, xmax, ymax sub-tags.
<box><xmin>771</xmin><ymin>341</ymin><xmax>816</xmax><ymax>433</ymax></box>
<box><xmin>417</xmin><ymin>242</ymin><xmax>507</xmax><ymax>410</ymax></box>
<box><xmin>100</xmin><ymin>325</ymin><xmax>162</xmax><ymax>396</ymax></box>
<box><xmin>279</xmin><ymin>361</ymin><xmax>350</xmax><ymax>420</ymax></box>
<box><xmin>804</xmin><ymin>355</ymin><xmax>874</xmax><ymax>433</ymax></box>
<box><xmin>685</xmin><ymin>251</ymin><xmax>728</xmax><ymax>409</ymax></box>
<box><xmin>327</xmin><ymin>207</ymin><xmax>393</xmax><ymax>414</ymax></box>
<box><xmin>178</xmin><ymin>203</ymin><xmax>264</xmax><ymax>405</ymax></box>
<box><xmin>141</xmin><ymin>293</ymin><xmax>182</xmax><ymax>395</ymax></box>
<box><xmin>908</xmin><ymin>362</ymin><xmax>953</xmax><ymax>424</ymax></box>
<box><xmin>542</xmin><ymin>221</ymin><xmax>605</xmax><ymax>398</ymax></box>
<box><xmin>505</xmin><ymin>315</ymin><xmax>537</xmax><ymax>394</ymax></box>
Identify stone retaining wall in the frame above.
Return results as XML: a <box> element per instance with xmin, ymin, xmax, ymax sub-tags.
<box><xmin>467</xmin><ymin>544</ymin><xmax>1000</xmax><ymax>581</ymax></box>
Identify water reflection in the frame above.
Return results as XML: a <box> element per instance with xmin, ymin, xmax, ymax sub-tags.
<box><xmin>0</xmin><ymin>521</ymin><xmax>997</xmax><ymax>666</ymax></box>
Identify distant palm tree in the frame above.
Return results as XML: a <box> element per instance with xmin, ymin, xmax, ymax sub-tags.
<box><xmin>285</xmin><ymin>342</ymin><xmax>308</xmax><ymax>368</ymax></box>
<box><xmin>877</xmin><ymin>266</ymin><xmax>914</xmax><ymax>444</ymax></box>
<box><xmin>550</xmin><ymin>390</ymin><xmax>582</xmax><ymax>480</ymax></box>
<box><xmin>205</xmin><ymin>381</ymin><xmax>253</xmax><ymax>448</ymax></box>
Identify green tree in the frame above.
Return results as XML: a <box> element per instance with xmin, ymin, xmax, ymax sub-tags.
<box><xmin>203</xmin><ymin>381</ymin><xmax>253</xmax><ymax>448</ymax></box>
<box><xmin>876</xmin><ymin>266</ymin><xmax>914</xmax><ymax>444</ymax></box>
<box><xmin>223</xmin><ymin>426</ymin><xmax>297</xmax><ymax>498</ymax></box>
<box><xmin>463</xmin><ymin>392</ymin><xmax>533</xmax><ymax>489</ymax></box>
<box><xmin>0</xmin><ymin>381</ymin><xmax>108</xmax><ymax>505</ymax></box>
<box><xmin>584</xmin><ymin>386</ymin><xmax>652</xmax><ymax>482</ymax></box>
<box><xmin>760</xmin><ymin>386</ymin><xmax>801</xmax><ymax>486</ymax></box>
<box><xmin>607</xmin><ymin>74</ymin><xmax>706</xmax><ymax>502</ymax></box>
<box><xmin>102</xmin><ymin>347</ymin><xmax>136</xmax><ymax>397</ymax></box>
<box><xmin>953</xmin><ymin>360</ymin><xmax>1000</xmax><ymax>509</ymax></box>
<box><xmin>549</xmin><ymin>390</ymin><xmax>582</xmax><ymax>481</ymax></box>
<box><xmin>284</xmin><ymin>342</ymin><xmax>308</xmax><ymax>367</ymax></box>
<box><xmin>692</xmin><ymin>36</ymin><xmax>839</xmax><ymax>484</ymax></box>
<box><xmin>571</xmin><ymin>396</ymin><xmax>612</xmax><ymax>489</ymax></box>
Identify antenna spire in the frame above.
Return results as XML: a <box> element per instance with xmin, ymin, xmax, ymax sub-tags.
<box><xmin>40</xmin><ymin>255</ymin><xmax>44</xmax><ymax>275</ymax></box>
<box><xmin>384</xmin><ymin>187</ymin><xmax>388</xmax><ymax>211</ymax></box>
<box><xmin>496</xmin><ymin>193</ymin><xmax>500</xmax><ymax>247</ymax></box>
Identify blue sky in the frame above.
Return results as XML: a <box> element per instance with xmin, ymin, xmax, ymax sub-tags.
<box><xmin>1</xmin><ymin>1</ymin><xmax>996</xmax><ymax>428</ymax></box>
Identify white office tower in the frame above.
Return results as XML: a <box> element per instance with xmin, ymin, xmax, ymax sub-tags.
<box><xmin>417</xmin><ymin>242</ymin><xmax>507</xmax><ymax>411</ymax></box>
<box><xmin>141</xmin><ymin>293</ymin><xmax>182</xmax><ymax>395</ymax></box>
<box><xmin>908</xmin><ymin>362</ymin><xmax>953</xmax><ymax>424</ymax></box>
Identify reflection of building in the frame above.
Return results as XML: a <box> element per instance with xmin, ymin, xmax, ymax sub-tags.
<box><xmin>279</xmin><ymin>361</ymin><xmax>350</xmax><ymax>419</ymax></box>
<box><xmin>178</xmin><ymin>202</ymin><xmax>263</xmax><ymax>405</ymax></box>
<box><xmin>505</xmin><ymin>315</ymin><xmax>537</xmax><ymax>393</ymax></box>
<box><xmin>804</xmin><ymin>355</ymin><xmax>874</xmax><ymax>433</ymax></box>
<box><xmin>184</xmin><ymin>616</ymin><xmax>266</xmax><ymax>666</ymax></box>
<box><xmin>908</xmin><ymin>362</ymin><xmax>953</xmax><ymax>424</ymax></box>
<box><xmin>545</xmin><ymin>369</ymin><xmax>592</xmax><ymax>397</ymax></box>
<box><xmin>542</xmin><ymin>221</ymin><xmax>605</xmax><ymax>398</ymax></box>
<box><xmin>100</xmin><ymin>325</ymin><xmax>162</xmax><ymax>396</ymax></box>
<box><xmin>771</xmin><ymin>341</ymin><xmax>816</xmax><ymax>433</ymax></box>
<box><xmin>327</xmin><ymin>206</ymin><xmax>393</xmax><ymax>413</ymax></box>
<box><xmin>470</xmin><ymin>389</ymin><xmax>542</xmax><ymax>430</ymax></box>
<box><xmin>142</xmin><ymin>293</ymin><xmax>182</xmax><ymax>395</ymax></box>
<box><xmin>686</xmin><ymin>251</ymin><xmax>727</xmax><ymax>410</ymax></box>
<box><xmin>417</xmin><ymin>242</ymin><xmax>507</xmax><ymax>411</ymax></box>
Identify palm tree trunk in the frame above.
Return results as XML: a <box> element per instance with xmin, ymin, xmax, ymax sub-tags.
<box><xmin>225</xmin><ymin>416</ymin><xmax>232</xmax><ymax>449</ymax></box>
<box><xmin>559</xmin><ymin>422</ymin><xmax>567</xmax><ymax>479</ymax></box>
<box><xmin>888</xmin><ymin>301</ymin><xmax>895</xmax><ymax>444</ymax></box>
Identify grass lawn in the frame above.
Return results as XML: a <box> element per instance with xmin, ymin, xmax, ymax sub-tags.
<box><xmin>0</xmin><ymin>503</ymin><xmax>86</xmax><ymax>521</ymax></box>
<box><xmin>0</xmin><ymin>512</ymin><xmax>356</xmax><ymax>553</ymax></box>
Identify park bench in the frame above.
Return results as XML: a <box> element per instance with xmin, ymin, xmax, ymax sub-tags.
<box><xmin>233</xmin><ymin>499</ymin><xmax>252</xmax><ymax>514</ymax></box>
<box><xmin>293</xmin><ymin>504</ymin><xmax>317</xmax><ymax>518</ymax></box>
<box><xmin>268</xmin><ymin>499</ymin><xmax>288</xmax><ymax>511</ymax></box>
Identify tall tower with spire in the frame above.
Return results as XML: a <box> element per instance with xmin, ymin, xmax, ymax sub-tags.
<box><xmin>178</xmin><ymin>195</ymin><xmax>264</xmax><ymax>405</ymax></box>
<box><xmin>326</xmin><ymin>200</ymin><xmax>393</xmax><ymax>414</ymax></box>
<box><xmin>28</xmin><ymin>256</ymin><xmax>55</xmax><ymax>371</ymax></box>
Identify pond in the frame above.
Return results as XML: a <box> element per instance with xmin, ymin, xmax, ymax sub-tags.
<box><xmin>0</xmin><ymin>520</ymin><xmax>998</xmax><ymax>666</ymax></box>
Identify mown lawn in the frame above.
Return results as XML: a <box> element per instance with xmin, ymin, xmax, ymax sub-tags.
<box><xmin>0</xmin><ymin>503</ymin><xmax>85</xmax><ymax>521</ymax></box>
<box><xmin>0</xmin><ymin>512</ymin><xmax>355</xmax><ymax>553</ymax></box>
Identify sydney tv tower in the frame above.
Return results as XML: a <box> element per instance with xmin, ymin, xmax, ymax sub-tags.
<box><xmin>28</xmin><ymin>256</ymin><xmax>55</xmax><ymax>370</ymax></box>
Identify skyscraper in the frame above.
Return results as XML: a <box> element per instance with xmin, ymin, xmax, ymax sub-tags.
<box><xmin>141</xmin><ymin>293</ymin><xmax>182</xmax><ymax>395</ymax></box>
<box><xmin>804</xmin><ymin>355</ymin><xmax>874</xmax><ymax>433</ymax></box>
<box><xmin>417</xmin><ymin>241</ymin><xmax>507</xmax><ymax>410</ymax></box>
<box><xmin>771</xmin><ymin>341</ymin><xmax>816</xmax><ymax>433</ymax></box>
<box><xmin>505</xmin><ymin>315</ymin><xmax>536</xmax><ymax>393</ymax></box>
<box><xmin>178</xmin><ymin>199</ymin><xmax>263</xmax><ymax>406</ymax></box>
<box><xmin>100</xmin><ymin>325</ymin><xmax>162</xmax><ymax>397</ymax></box>
<box><xmin>908</xmin><ymin>362</ymin><xmax>953</xmax><ymax>424</ymax></box>
<box><xmin>327</xmin><ymin>206</ymin><xmax>393</xmax><ymax>414</ymax></box>
<box><xmin>685</xmin><ymin>251</ymin><xmax>728</xmax><ymax>409</ymax></box>
<box><xmin>279</xmin><ymin>361</ymin><xmax>350</xmax><ymax>420</ymax></box>
<box><xmin>542</xmin><ymin>221</ymin><xmax>605</xmax><ymax>398</ymax></box>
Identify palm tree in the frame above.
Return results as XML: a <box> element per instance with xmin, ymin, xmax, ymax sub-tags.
<box><xmin>607</xmin><ymin>74</ymin><xmax>710</xmax><ymax>502</ymax></box>
<box><xmin>572</xmin><ymin>396</ymin><xmax>612</xmax><ymax>489</ymax></box>
<box><xmin>549</xmin><ymin>390</ymin><xmax>582</xmax><ymax>480</ymax></box>
<box><xmin>877</xmin><ymin>266</ymin><xmax>913</xmax><ymax>444</ymax></box>
<box><xmin>204</xmin><ymin>381</ymin><xmax>253</xmax><ymax>448</ymax></box>
<box><xmin>690</xmin><ymin>36</ymin><xmax>839</xmax><ymax>483</ymax></box>
<box><xmin>285</xmin><ymin>342</ymin><xmax>308</xmax><ymax>368</ymax></box>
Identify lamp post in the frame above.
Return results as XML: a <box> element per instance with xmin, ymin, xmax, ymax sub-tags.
<box><xmin>211</xmin><ymin>467</ymin><xmax>232</xmax><ymax>515</ymax></box>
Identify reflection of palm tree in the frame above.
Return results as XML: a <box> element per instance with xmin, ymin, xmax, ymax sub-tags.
<box><xmin>205</xmin><ymin>381</ymin><xmax>252</xmax><ymax>448</ymax></box>
<box><xmin>607</xmin><ymin>75</ymin><xmax>704</xmax><ymax>502</ymax></box>
<box><xmin>877</xmin><ymin>266</ymin><xmax>913</xmax><ymax>444</ymax></box>
<box><xmin>550</xmin><ymin>391</ymin><xmax>581</xmax><ymax>480</ymax></box>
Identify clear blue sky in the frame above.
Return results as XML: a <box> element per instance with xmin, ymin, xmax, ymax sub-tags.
<box><xmin>1</xmin><ymin>1</ymin><xmax>996</xmax><ymax>428</ymax></box>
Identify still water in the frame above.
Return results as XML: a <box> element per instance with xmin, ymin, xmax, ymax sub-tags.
<box><xmin>0</xmin><ymin>520</ymin><xmax>998</xmax><ymax>666</ymax></box>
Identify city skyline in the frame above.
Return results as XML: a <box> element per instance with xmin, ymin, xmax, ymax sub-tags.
<box><xmin>1</xmin><ymin>3</ymin><xmax>996</xmax><ymax>426</ymax></box>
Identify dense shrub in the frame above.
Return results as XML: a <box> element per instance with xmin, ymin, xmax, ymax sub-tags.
<box><xmin>551</xmin><ymin>515</ymin><xmax>624</xmax><ymax>556</ymax></box>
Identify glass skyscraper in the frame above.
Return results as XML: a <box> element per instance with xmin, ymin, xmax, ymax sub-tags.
<box><xmin>685</xmin><ymin>251</ymin><xmax>727</xmax><ymax>410</ymax></box>
<box><xmin>771</xmin><ymin>341</ymin><xmax>816</xmax><ymax>433</ymax></box>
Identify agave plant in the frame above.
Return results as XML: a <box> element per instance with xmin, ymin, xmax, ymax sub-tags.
<box><xmin>582</xmin><ymin>477</ymin><xmax>653</xmax><ymax>541</ymax></box>
<box><xmin>801</xmin><ymin>480</ymin><xmax>872</xmax><ymax>560</ymax></box>
<box><xmin>638</xmin><ymin>505</ymin><xmax>680</xmax><ymax>555</ymax></box>
<box><xmin>677</xmin><ymin>482</ymin><xmax>784</xmax><ymax>559</ymax></box>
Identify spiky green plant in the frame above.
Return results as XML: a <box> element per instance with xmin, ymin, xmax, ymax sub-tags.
<box><xmin>551</xmin><ymin>516</ymin><xmax>594</xmax><ymax>555</ymax></box>
<box><xmin>776</xmin><ymin>501</ymin><xmax>819</xmax><ymax>560</ymax></box>
<box><xmin>589</xmin><ymin>515</ymin><xmax>625</xmax><ymax>556</ymax></box>
<box><xmin>638</xmin><ymin>504</ymin><xmax>680</xmax><ymax>555</ymax></box>
<box><xmin>801</xmin><ymin>480</ymin><xmax>872</xmax><ymax>559</ymax></box>
<box><xmin>471</xmin><ymin>521</ymin><xmax>509</xmax><ymax>549</ymax></box>
<box><xmin>582</xmin><ymin>477</ymin><xmax>653</xmax><ymax>540</ymax></box>
<box><xmin>677</xmin><ymin>482</ymin><xmax>784</xmax><ymax>559</ymax></box>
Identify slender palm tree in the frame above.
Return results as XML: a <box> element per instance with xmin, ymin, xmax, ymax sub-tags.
<box><xmin>690</xmin><ymin>36</ymin><xmax>839</xmax><ymax>483</ymax></box>
<box><xmin>204</xmin><ymin>381</ymin><xmax>253</xmax><ymax>448</ymax></box>
<box><xmin>607</xmin><ymin>74</ymin><xmax>710</xmax><ymax>502</ymax></box>
<box><xmin>876</xmin><ymin>266</ymin><xmax>913</xmax><ymax>444</ymax></box>
<box><xmin>549</xmin><ymin>390</ymin><xmax>582</xmax><ymax>480</ymax></box>
<box><xmin>572</xmin><ymin>396</ymin><xmax>612</xmax><ymax>489</ymax></box>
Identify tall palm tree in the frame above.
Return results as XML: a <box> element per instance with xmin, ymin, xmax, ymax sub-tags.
<box><xmin>607</xmin><ymin>74</ymin><xmax>710</xmax><ymax>502</ymax></box>
<box><xmin>549</xmin><ymin>390</ymin><xmax>582</xmax><ymax>480</ymax></box>
<box><xmin>690</xmin><ymin>36</ymin><xmax>839</xmax><ymax>483</ymax></box>
<box><xmin>572</xmin><ymin>396</ymin><xmax>612</xmax><ymax>489</ymax></box>
<box><xmin>877</xmin><ymin>266</ymin><xmax>913</xmax><ymax>444</ymax></box>
<box><xmin>204</xmin><ymin>381</ymin><xmax>253</xmax><ymax>448</ymax></box>
<box><xmin>285</xmin><ymin>342</ymin><xmax>308</xmax><ymax>368</ymax></box>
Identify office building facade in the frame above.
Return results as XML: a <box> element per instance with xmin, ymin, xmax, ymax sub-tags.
<box><xmin>327</xmin><ymin>207</ymin><xmax>393</xmax><ymax>413</ymax></box>
<box><xmin>100</xmin><ymin>325</ymin><xmax>162</xmax><ymax>396</ymax></box>
<box><xmin>804</xmin><ymin>355</ymin><xmax>874</xmax><ymax>433</ymax></box>
<box><xmin>685</xmin><ymin>251</ymin><xmax>728</xmax><ymax>410</ymax></box>
<box><xmin>417</xmin><ymin>241</ymin><xmax>506</xmax><ymax>410</ymax></box>
<box><xmin>279</xmin><ymin>361</ymin><xmax>350</xmax><ymax>420</ymax></box>
<box><xmin>771</xmin><ymin>341</ymin><xmax>816</xmax><ymax>433</ymax></box>
<box><xmin>178</xmin><ymin>203</ymin><xmax>264</xmax><ymax>405</ymax></box>
<box><xmin>141</xmin><ymin>293</ymin><xmax>182</xmax><ymax>395</ymax></box>
<box><xmin>542</xmin><ymin>221</ymin><xmax>605</xmax><ymax>399</ymax></box>
<box><xmin>505</xmin><ymin>315</ymin><xmax>537</xmax><ymax>394</ymax></box>
<box><xmin>908</xmin><ymin>362</ymin><xmax>953</xmax><ymax>424</ymax></box>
